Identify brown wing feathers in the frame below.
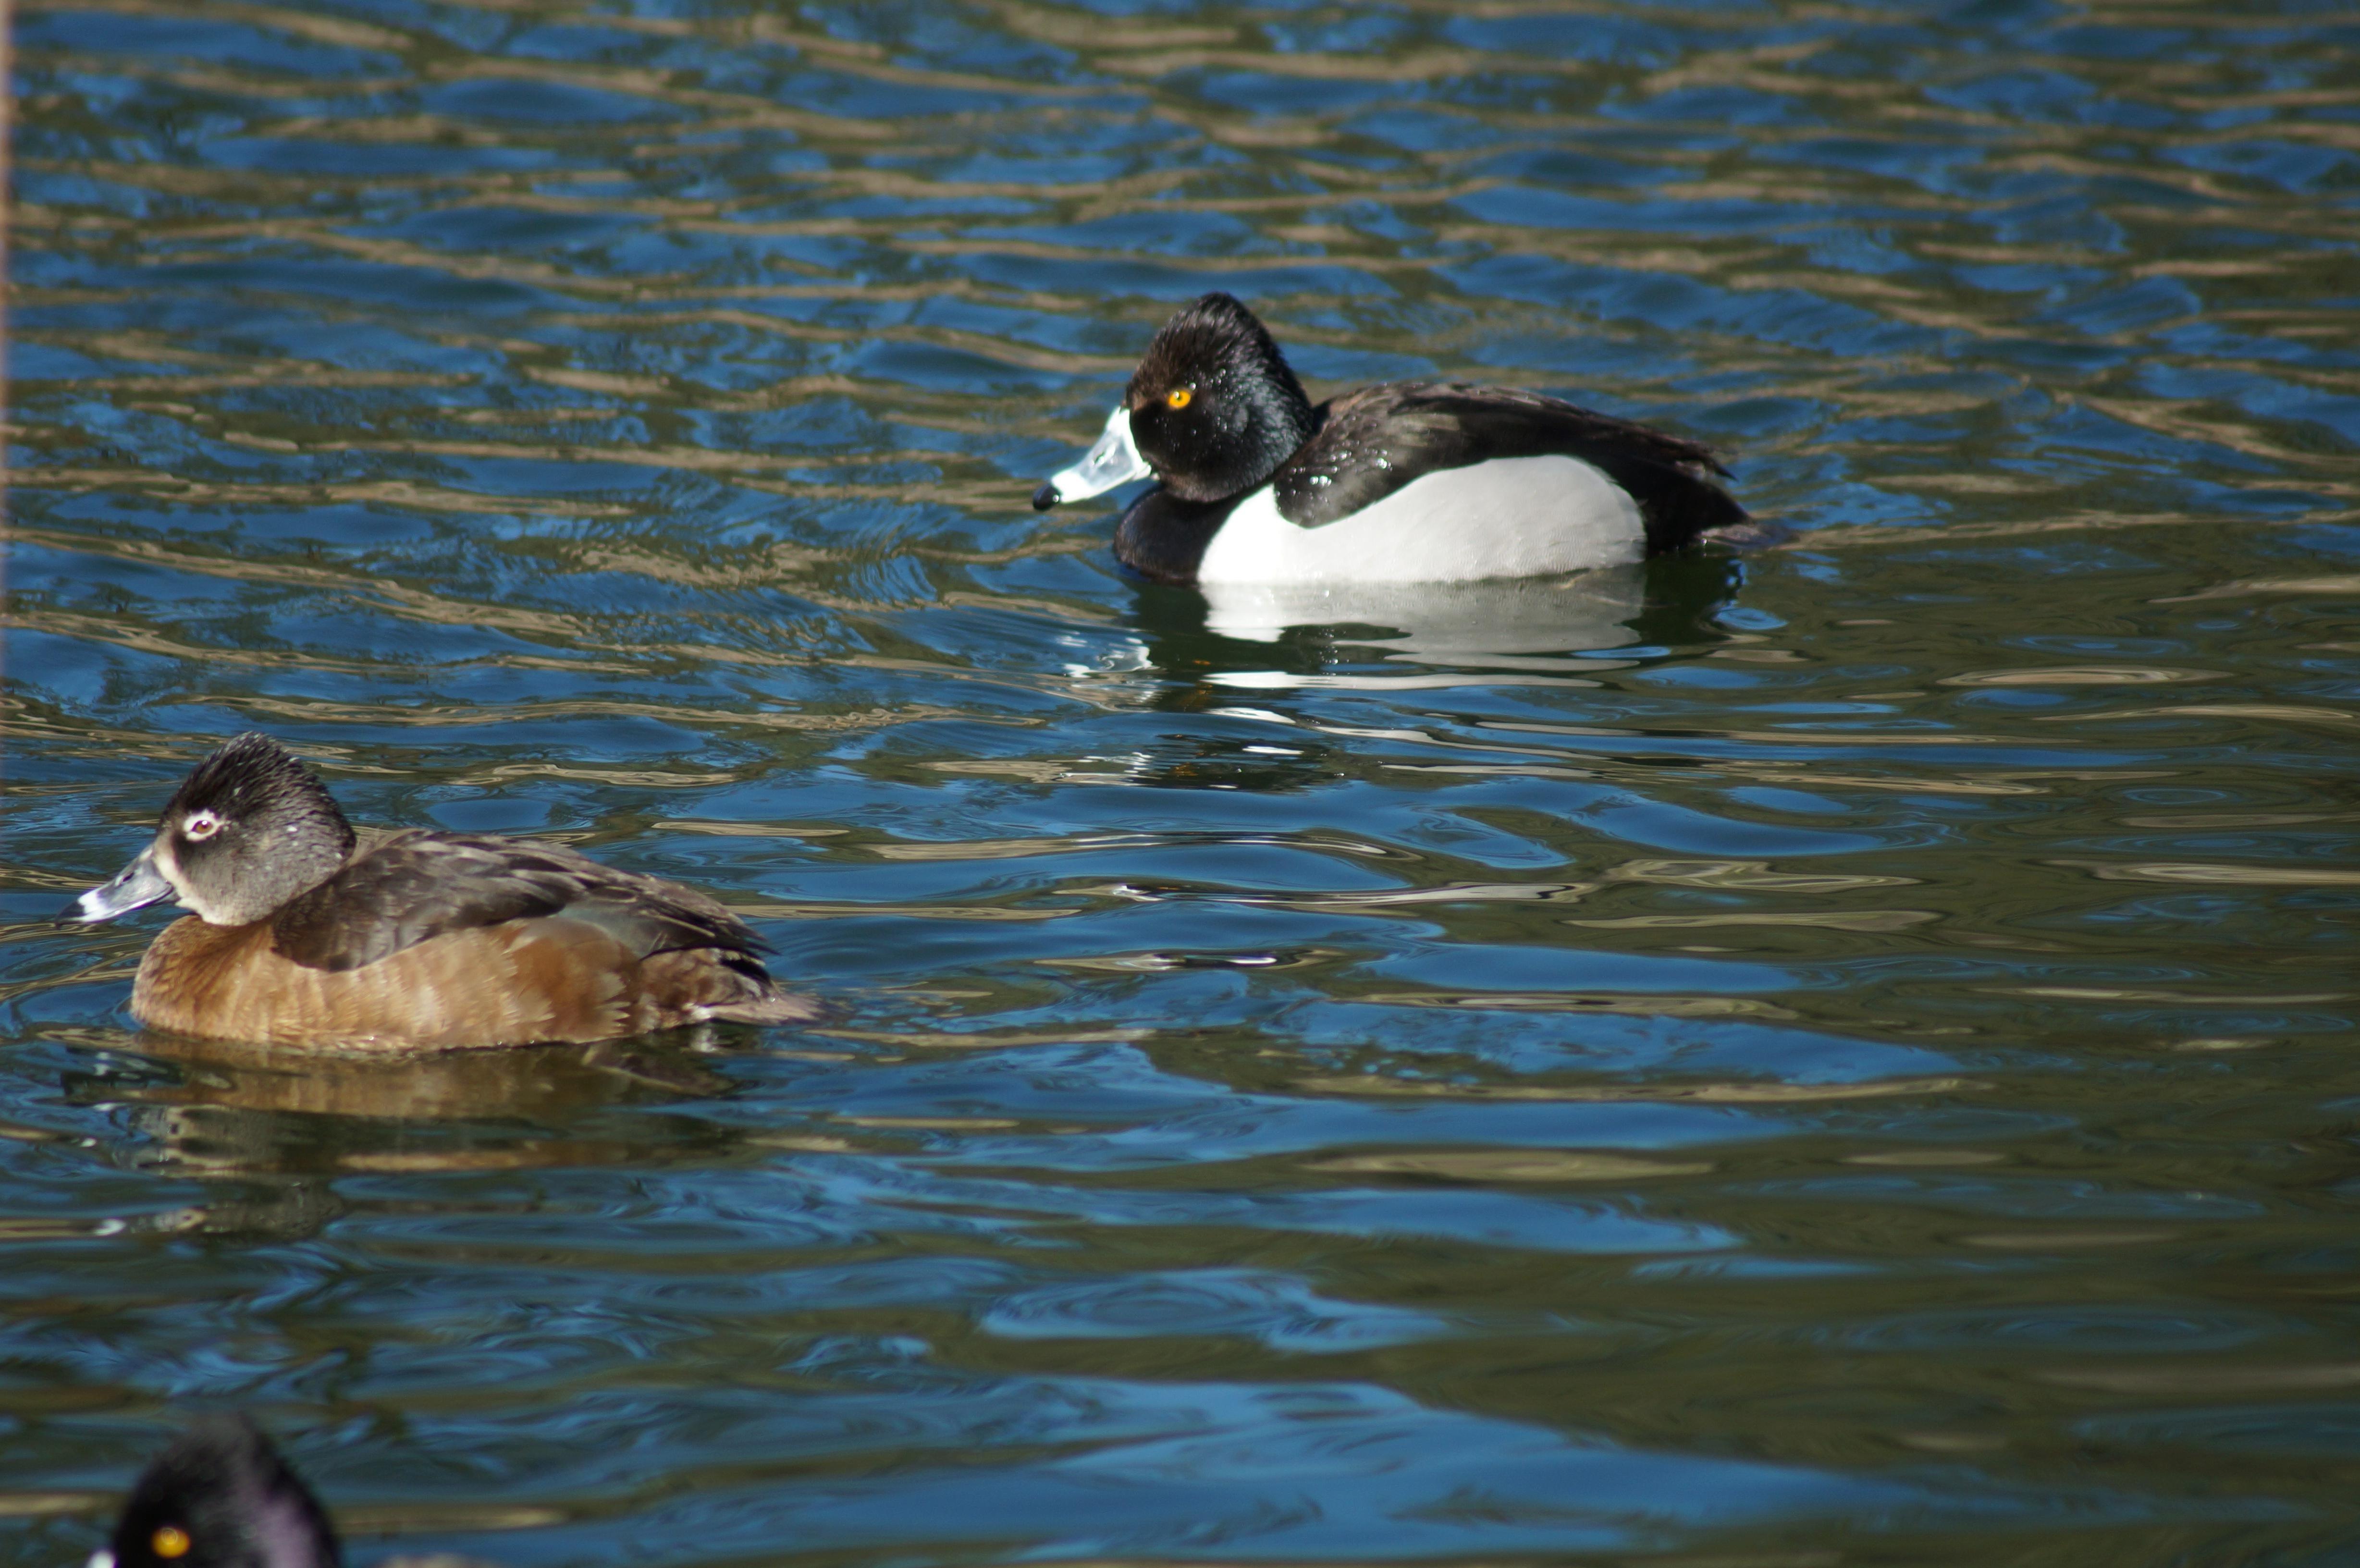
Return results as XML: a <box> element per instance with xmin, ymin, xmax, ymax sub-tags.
<box><xmin>269</xmin><ymin>833</ymin><xmax>767</xmax><ymax>974</ymax></box>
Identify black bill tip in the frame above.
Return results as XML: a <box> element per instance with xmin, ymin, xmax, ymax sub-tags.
<box><xmin>1031</xmin><ymin>482</ymin><xmax>1060</xmax><ymax>512</ymax></box>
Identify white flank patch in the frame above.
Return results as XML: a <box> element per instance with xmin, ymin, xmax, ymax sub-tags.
<box><xmin>1193</xmin><ymin>453</ymin><xmax>1644</xmax><ymax>586</ymax></box>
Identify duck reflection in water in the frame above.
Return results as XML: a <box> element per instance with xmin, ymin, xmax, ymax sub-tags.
<box><xmin>1035</xmin><ymin>554</ymin><xmax>1743</xmax><ymax>792</ymax></box>
<box><xmin>1199</xmin><ymin>564</ymin><xmax>1649</xmax><ymax>663</ymax></box>
<box><xmin>61</xmin><ymin>1031</ymin><xmax>737</xmax><ymax>1237</ymax></box>
<box><xmin>1113</xmin><ymin>550</ymin><xmax>1745</xmax><ymax>699</ymax></box>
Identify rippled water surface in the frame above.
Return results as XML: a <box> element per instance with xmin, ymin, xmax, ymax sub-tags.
<box><xmin>8</xmin><ymin>0</ymin><xmax>2360</xmax><ymax>1562</ymax></box>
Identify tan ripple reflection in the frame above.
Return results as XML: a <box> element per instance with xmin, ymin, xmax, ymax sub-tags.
<box><xmin>1297</xmin><ymin>1074</ymin><xmax>1970</xmax><ymax>1103</ymax></box>
<box><xmin>2058</xmin><ymin>859</ymin><xmax>2360</xmax><ymax>887</ymax></box>
<box><xmin>1940</xmin><ymin>665</ymin><xmax>2223</xmax><ymax>686</ymax></box>
<box><xmin>2041</xmin><ymin>1362</ymin><xmax>2360</xmax><ymax>1394</ymax></box>
<box><xmin>1352</xmin><ymin>992</ymin><xmax>1799</xmax><ymax>1019</ymax></box>
<box><xmin>1609</xmin><ymin>859</ymin><xmax>1918</xmax><ymax>893</ymax></box>
<box><xmin>55</xmin><ymin>0</ymin><xmax>409</xmax><ymax>52</ymax></box>
<box><xmin>2156</xmin><ymin>574</ymin><xmax>2360</xmax><ymax>601</ymax></box>
<box><xmin>2041</xmin><ymin>702</ymin><xmax>2360</xmax><ymax>729</ymax></box>
<box><xmin>1565</xmin><ymin>910</ymin><xmax>1937</xmax><ymax>932</ymax></box>
<box><xmin>1311</xmin><ymin>1151</ymin><xmax>1714</xmax><ymax>1182</ymax></box>
<box><xmin>0</xmin><ymin>1493</ymin><xmax>111</xmax><ymax>1519</ymax></box>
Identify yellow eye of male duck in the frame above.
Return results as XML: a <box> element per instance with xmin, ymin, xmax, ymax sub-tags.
<box><xmin>152</xmin><ymin>1526</ymin><xmax>192</xmax><ymax>1559</ymax></box>
<box><xmin>1165</xmin><ymin>387</ymin><xmax>1192</xmax><ymax>410</ymax></box>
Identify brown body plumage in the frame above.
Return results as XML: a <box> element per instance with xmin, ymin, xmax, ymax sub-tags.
<box><xmin>130</xmin><ymin>905</ymin><xmax>814</xmax><ymax>1050</ymax></box>
<box><xmin>67</xmin><ymin>733</ymin><xmax>818</xmax><ymax>1051</ymax></box>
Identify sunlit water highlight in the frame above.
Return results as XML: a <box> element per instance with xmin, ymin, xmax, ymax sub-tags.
<box><xmin>5</xmin><ymin>0</ymin><xmax>2360</xmax><ymax>1565</ymax></box>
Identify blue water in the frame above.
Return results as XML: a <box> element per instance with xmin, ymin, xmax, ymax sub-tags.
<box><xmin>7</xmin><ymin>0</ymin><xmax>2360</xmax><ymax>1563</ymax></box>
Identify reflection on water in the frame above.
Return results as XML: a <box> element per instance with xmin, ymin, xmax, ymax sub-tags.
<box><xmin>1120</xmin><ymin>556</ymin><xmax>1736</xmax><ymax>704</ymax></box>
<box><xmin>96</xmin><ymin>1035</ymin><xmax>731</xmax><ymax>1164</ymax></box>
<box><xmin>48</xmin><ymin>1033</ymin><xmax>739</xmax><ymax>1242</ymax></box>
<box><xmin>5</xmin><ymin>0</ymin><xmax>2360</xmax><ymax>1565</ymax></box>
<box><xmin>1199</xmin><ymin>564</ymin><xmax>1647</xmax><ymax>657</ymax></box>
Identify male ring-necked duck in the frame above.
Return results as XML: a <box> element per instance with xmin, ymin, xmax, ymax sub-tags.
<box><xmin>63</xmin><ymin>732</ymin><xmax>817</xmax><ymax>1049</ymax></box>
<box><xmin>1033</xmin><ymin>292</ymin><xmax>1749</xmax><ymax>587</ymax></box>
<box><xmin>93</xmin><ymin>1416</ymin><xmax>343</xmax><ymax>1568</ymax></box>
<box><xmin>93</xmin><ymin>1415</ymin><xmax>495</xmax><ymax>1568</ymax></box>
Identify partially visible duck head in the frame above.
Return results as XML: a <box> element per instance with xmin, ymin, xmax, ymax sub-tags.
<box><xmin>62</xmin><ymin>733</ymin><xmax>357</xmax><ymax>929</ymax></box>
<box><xmin>93</xmin><ymin>1416</ymin><xmax>340</xmax><ymax>1568</ymax></box>
<box><xmin>1035</xmin><ymin>293</ymin><xmax>1318</xmax><ymax>511</ymax></box>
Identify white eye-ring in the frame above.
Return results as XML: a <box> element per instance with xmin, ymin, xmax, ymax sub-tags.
<box><xmin>181</xmin><ymin>809</ymin><xmax>223</xmax><ymax>841</ymax></box>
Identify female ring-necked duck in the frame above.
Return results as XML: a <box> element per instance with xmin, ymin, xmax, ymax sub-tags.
<box><xmin>1033</xmin><ymin>292</ymin><xmax>1749</xmax><ymax>587</ymax></box>
<box><xmin>63</xmin><ymin>732</ymin><xmax>817</xmax><ymax>1049</ymax></box>
<box><xmin>93</xmin><ymin>1417</ymin><xmax>343</xmax><ymax>1568</ymax></box>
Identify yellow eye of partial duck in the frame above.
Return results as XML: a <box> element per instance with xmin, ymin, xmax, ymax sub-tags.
<box><xmin>1165</xmin><ymin>387</ymin><xmax>1192</xmax><ymax>410</ymax></box>
<box><xmin>152</xmin><ymin>1526</ymin><xmax>192</xmax><ymax>1559</ymax></box>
